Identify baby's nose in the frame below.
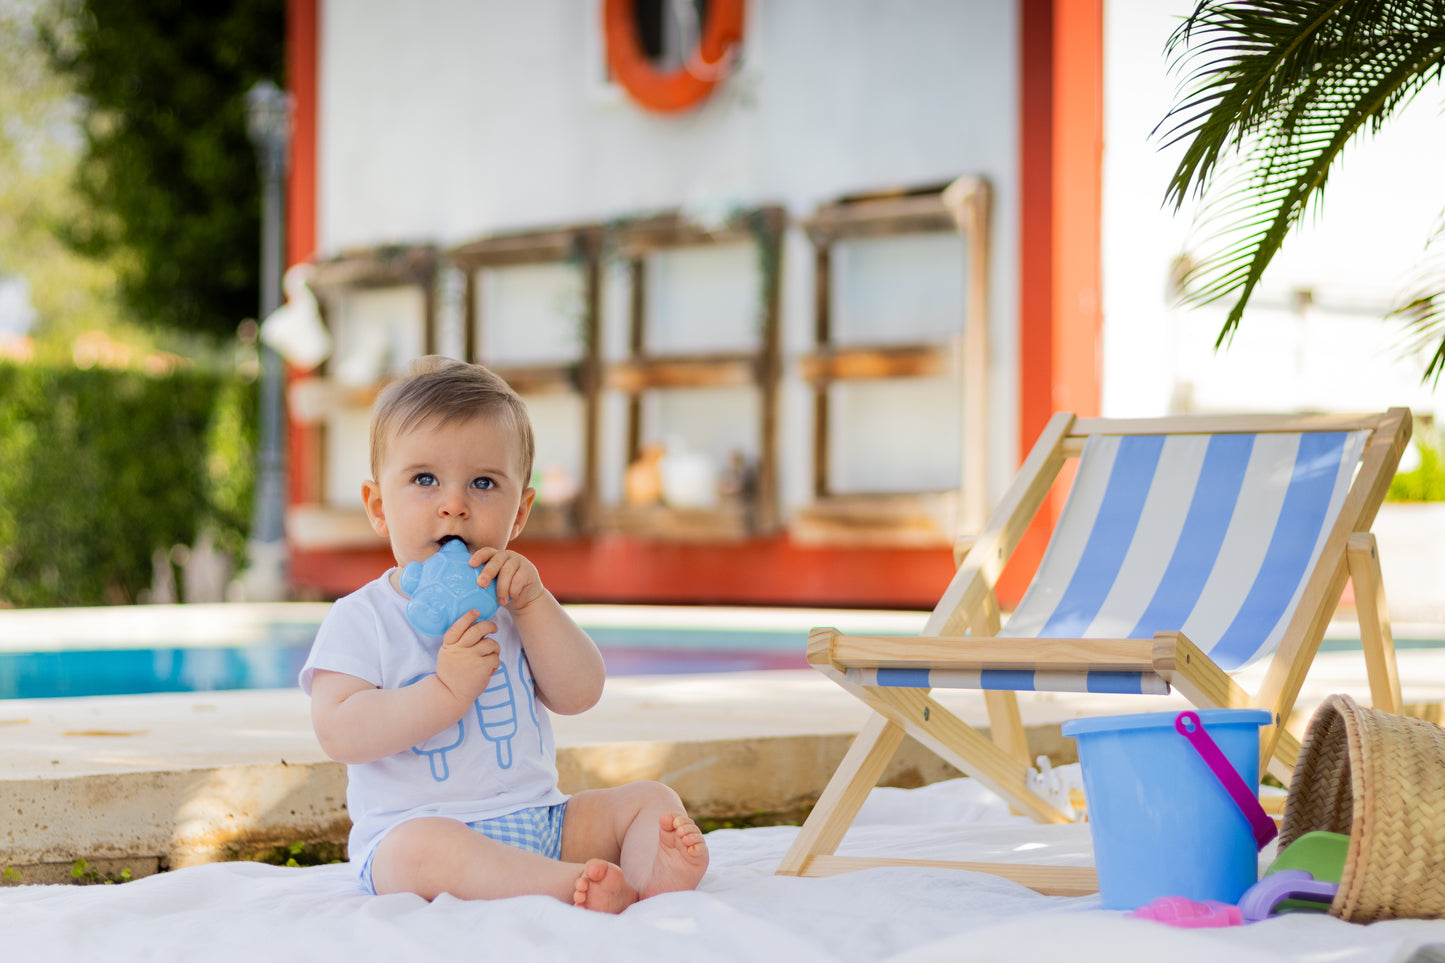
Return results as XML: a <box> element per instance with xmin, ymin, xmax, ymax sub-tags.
<box><xmin>438</xmin><ymin>490</ymin><xmax>469</xmax><ymax>516</ymax></box>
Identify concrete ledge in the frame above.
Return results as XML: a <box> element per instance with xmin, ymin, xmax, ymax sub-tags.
<box><xmin>5</xmin><ymin>763</ymin><xmax>349</xmax><ymax>873</ymax></box>
<box><xmin>0</xmin><ymin>730</ymin><xmax>1064</xmax><ymax>881</ymax></box>
<box><xmin>0</xmin><ymin>672</ymin><xmax>1100</xmax><ymax>879</ymax></box>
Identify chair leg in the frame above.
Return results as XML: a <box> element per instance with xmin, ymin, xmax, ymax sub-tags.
<box><xmin>1347</xmin><ymin>532</ymin><xmax>1403</xmax><ymax>714</ymax></box>
<box><xmin>983</xmin><ymin>690</ymin><xmax>1030</xmax><ymax>767</ymax></box>
<box><xmin>1152</xmin><ymin>631</ymin><xmax>1302</xmax><ymax>779</ymax></box>
<box><xmin>776</xmin><ymin>713</ymin><xmax>906</xmax><ymax>876</ymax></box>
<box><xmin>859</xmin><ymin>686</ymin><xmax>1070</xmax><ymax>824</ymax></box>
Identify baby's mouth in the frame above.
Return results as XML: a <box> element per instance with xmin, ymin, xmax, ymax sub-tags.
<box><xmin>436</xmin><ymin>535</ymin><xmax>468</xmax><ymax>550</ymax></box>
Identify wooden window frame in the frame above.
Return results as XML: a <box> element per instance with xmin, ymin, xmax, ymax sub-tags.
<box><xmin>793</xmin><ymin>180</ymin><xmax>991</xmax><ymax>545</ymax></box>
<box><xmin>449</xmin><ymin>225</ymin><xmax>605</xmax><ymax>537</ymax></box>
<box><xmin>600</xmin><ymin>206</ymin><xmax>785</xmax><ymax>539</ymax></box>
<box><xmin>288</xmin><ymin>243</ymin><xmax>439</xmax><ymax>550</ymax></box>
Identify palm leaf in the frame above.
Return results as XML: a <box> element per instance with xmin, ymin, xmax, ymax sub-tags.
<box><xmin>1158</xmin><ymin>0</ymin><xmax>1445</xmax><ymax>347</ymax></box>
<box><xmin>1391</xmin><ymin>209</ymin><xmax>1445</xmax><ymax>381</ymax></box>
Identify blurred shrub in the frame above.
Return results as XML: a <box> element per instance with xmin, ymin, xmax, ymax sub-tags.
<box><xmin>1388</xmin><ymin>431</ymin><xmax>1445</xmax><ymax>503</ymax></box>
<box><xmin>0</xmin><ymin>362</ymin><xmax>256</xmax><ymax>607</ymax></box>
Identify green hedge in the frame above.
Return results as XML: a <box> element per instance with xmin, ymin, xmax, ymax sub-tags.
<box><xmin>0</xmin><ymin>362</ymin><xmax>256</xmax><ymax>607</ymax></box>
<box><xmin>1388</xmin><ymin>431</ymin><xmax>1445</xmax><ymax>503</ymax></box>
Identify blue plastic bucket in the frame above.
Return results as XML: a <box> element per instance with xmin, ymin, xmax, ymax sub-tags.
<box><xmin>1062</xmin><ymin>708</ymin><xmax>1272</xmax><ymax>910</ymax></box>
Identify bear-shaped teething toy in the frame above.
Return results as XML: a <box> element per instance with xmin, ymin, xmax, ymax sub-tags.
<box><xmin>398</xmin><ymin>538</ymin><xmax>499</xmax><ymax>636</ymax></box>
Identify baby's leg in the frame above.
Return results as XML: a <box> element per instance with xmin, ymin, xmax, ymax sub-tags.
<box><xmin>562</xmin><ymin>782</ymin><xmax>709</xmax><ymax>900</ymax></box>
<box><xmin>371</xmin><ymin>816</ymin><xmax>637</xmax><ymax>912</ymax></box>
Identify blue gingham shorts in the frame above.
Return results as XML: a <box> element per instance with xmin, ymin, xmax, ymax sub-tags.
<box><xmin>361</xmin><ymin>801</ymin><xmax>568</xmax><ymax>894</ymax></box>
<box><xmin>470</xmin><ymin>802</ymin><xmax>568</xmax><ymax>859</ymax></box>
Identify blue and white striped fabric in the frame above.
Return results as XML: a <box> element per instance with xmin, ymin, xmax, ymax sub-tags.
<box><xmin>848</xmin><ymin>429</ymin><xmax>1369</xmax><ymax>695</ymax></box>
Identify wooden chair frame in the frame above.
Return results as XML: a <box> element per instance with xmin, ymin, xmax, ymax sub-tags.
<box><xmin>776</xmin><ymin>408</ymin><xmax>1412</xmax><ymax>896</ymax></box>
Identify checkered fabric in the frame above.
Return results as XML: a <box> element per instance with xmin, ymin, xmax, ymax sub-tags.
<box><xmin>470</xmin><ymin>802</ymin><xmax>567</xmax><ymax>859</ymax></box>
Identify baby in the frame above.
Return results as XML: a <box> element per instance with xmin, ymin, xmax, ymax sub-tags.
<box><xmin>300</xmin><ymin>356</ymin><xmax>708</xmax><ymax>911</ymax></box>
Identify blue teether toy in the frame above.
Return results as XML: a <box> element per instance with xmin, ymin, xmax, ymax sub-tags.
<box><xmin>398</xmin><ymin>539</ymin><xmax>499</xmax><ymax>636</ymax></box>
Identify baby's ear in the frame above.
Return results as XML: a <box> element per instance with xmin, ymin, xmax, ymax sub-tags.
<box><xmin>510</xmin><ymin>486</ymin><xmax>536</xmax><ymax>540</ymax></box>
<box><xmin>361</xmin><ymin>480</ymin><xmax>389</xmax><ymax>536</ymax></box>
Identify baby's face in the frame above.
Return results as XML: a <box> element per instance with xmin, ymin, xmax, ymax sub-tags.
<box><xmin>362</xmin><ymin>414</ymin><xmax>533</xmax><ymax>572</ymax></box>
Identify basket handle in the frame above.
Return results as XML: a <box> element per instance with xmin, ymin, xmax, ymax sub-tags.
<box><xmin>1175</xmin><ymin>711</ymin><xmax>1279</xmax><ymax>850</ymax></box>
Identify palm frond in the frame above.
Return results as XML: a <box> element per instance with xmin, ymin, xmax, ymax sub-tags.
<box><xmin>1158</xmin><ymin>0</ymin><xmax>1445</xmax><ymax>346</ymax></box>
<box><xmin>1391</xmin><ymin>208</ymin><xmax>1445</xmax><ymax>383</ymax></box>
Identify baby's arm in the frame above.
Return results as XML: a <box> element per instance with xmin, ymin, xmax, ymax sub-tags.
<box><xmin>310</xmin><ymin>610</ymin><xmax>500</xmax><ymax>763</ymax></box>
<box><xmin>472</xmin><ymin>546</ymin><xmax>605</xmax><ymax>715</ymax></box>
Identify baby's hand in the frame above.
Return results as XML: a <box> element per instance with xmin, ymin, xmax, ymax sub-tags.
<box><xmin>469</xmin><ymin>547</ymin><xmax>544</xmax><ymax>611</ymax></box>
<box><xmin>434</xmin><ymin>609</ymin><xmax>500</xmax><ymax>705</ymax></box>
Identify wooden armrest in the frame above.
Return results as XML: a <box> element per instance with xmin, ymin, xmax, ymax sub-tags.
<box><xmin>808</xmin><ymin>628</ymin><xmax>1157</xmax><ymax>673</ymax></box>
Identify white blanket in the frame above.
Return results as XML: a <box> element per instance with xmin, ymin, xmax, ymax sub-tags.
<box><xmin>4</xmin><ymin>780</ymin><xmax>1443</xmax><ymax>962</ymax></box>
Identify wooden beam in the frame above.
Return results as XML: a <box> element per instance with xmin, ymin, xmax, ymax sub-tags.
<box><xmin>796</xmin><ymin>855</ymin><xmax>1097</xmax><ymax>897</ymax></box>
<box><xmin>756</xmin><ymin>204</ymin><xmax>784</xmax><ymax>534</ymax></box>
<box><xmin>603</xmin><ymin>354</ymin><xmax>760</xmax><ymax>392</ymax></box>
<box><xmin>1151</xmin><ymin>632</ymin><xmax>1253</xmax><ymax>710</ymax></box>
<box><xmin>857</xmin><ymin>685</ymin><xmax>1071</xmax><ymax>825</ymax></box>
<box><xmin>1265</xmin><ymin>725</ymin><xmax>1302</xmax><ymax>786</ymax></box>
<box><xmin>449</xmin><ymin>226</ymin><xmax>598</xmax><ymax>269</ymax></box>
<box><xmin>1347</xmin><ymin>531</ymin><xmax>1402</xmax><ymax>714</ymax></box>
<box><xmin>775</xmin><ymin>714</ymin><xmax>906</xmax><ymax>876</ymax></box>
<box><xmin>801</xmin><ymin>193</ymin><xmax>958</xmax><ymax>243</ymax></box>
<box><xmin>950</xmin><ymin>176</ymin><xmax>992</xmax><ymax>535</ymax></box>
<box><xmin>798</xmin><ymin>345</ymin><xmax>953</xmax><ymax>383</ymax></box>
<box><xmin>805</xmin><ymin>634</ymin><xmax>1065</xmax><ymax>821</ymax></box>
<box><xmin>1070</xmin><ymin>412</ymin><xmax>1400</xmax><ymax>437</ymax></box>
<box><xmin>825</xmin><ymin>634</ymin><xmax>1157</xmax><ymax>673</ymax></box>
<box><xmin>1254</xmin><ymin>407</ymin><xmax>1411</xmax><ymax>767</ymax></box>
<box><xmin>1151</xmin><ymin>631</ymin><xmax>1304</xmax><ymax>780</ymax></box>
<box><xmin>610</xmin><ymin>208</ymin><xmax>783</xmax><ymax>254</ymax></box>
<box><xmin>490</xmin><ymin>363</ymin><xmax>581</xmax><ymax>396</ymax></box>
<box><xmin>307</xmin><ymin>244</ymin><xmax>437</xmax><ymax>291</ymax></box>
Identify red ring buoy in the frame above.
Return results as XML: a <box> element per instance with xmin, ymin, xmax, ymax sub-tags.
<box><xmin>603</xmin><ymin>0</ymin><xmax>746</xmax><ymax>113</ymax></box>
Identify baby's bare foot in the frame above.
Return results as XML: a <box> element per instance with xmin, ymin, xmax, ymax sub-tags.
<box><xmin>572</xmin><ymin>858</ymin><xmax>638</xmax><ymax>914</ymax></box>
<box><xmin>640</xmin><ymin>812</ymin><xmax>709</xmax><ymax>899</ymax></box>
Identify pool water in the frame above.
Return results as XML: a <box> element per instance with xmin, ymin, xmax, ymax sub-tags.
<box><xmin>0</xmin><ymin>620</ymin><xmax>812</xmax><ymax>700</ymax></box>
<box><xmin>0</xmin><ymin>607</ymin><xmax>1422</xmax><ymax>701</ymax></box>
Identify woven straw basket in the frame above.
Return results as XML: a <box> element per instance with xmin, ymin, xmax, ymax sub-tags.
<box><xmin>1280</xmin><ymin>694</ymin><xmax>1445</xmax><ymax>923</ymax></box>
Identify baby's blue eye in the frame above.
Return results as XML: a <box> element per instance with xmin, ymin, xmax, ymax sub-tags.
<box><xmin>413</xmin><ymin>472</ymin><xmax>437</xmax><ymax>487</ymax></box>
<box><xmin>470</xmin><ymin>476</ymin><xmax>494</xmax><ymax>490</ymax></box>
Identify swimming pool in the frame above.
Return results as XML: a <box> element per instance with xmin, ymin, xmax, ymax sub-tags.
<box><xmin>2</xmin><ymin>603</ymin><xmax>1423</xmax><ymax>702</ymax></box>
<box><xmin>0</xmin><ymin>603</ymin><xmax>928</xmax><ymax>700</ymax></box>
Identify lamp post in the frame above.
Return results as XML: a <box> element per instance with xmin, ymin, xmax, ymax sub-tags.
<box><xmin>243</xmin><ymin>79</ymin><xmax>292</xmax><ymax>601</ymax></box>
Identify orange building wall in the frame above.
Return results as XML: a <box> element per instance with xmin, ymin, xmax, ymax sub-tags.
<box><xmin>1005</xmin><ymin>0</ymin><xmax>1104</xmax><ymax>605</ymax></box>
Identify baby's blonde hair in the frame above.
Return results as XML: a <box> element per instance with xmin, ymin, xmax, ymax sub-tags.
<box><xmin>369</xmin><ymin>356</ymin><xmax>535</xmax><ymax>485</ymax></box>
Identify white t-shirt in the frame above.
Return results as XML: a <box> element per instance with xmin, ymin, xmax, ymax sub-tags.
<box><xmin>299</xmin><ymin>572</ymin><xmax>566</xmax><ymax>872</ymax></box>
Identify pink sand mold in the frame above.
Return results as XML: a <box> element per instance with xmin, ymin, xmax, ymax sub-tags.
<box><xmin>1127</xmin><ymin>895</ymin><xmax>1243</xmax><ymax>928</ymax></box>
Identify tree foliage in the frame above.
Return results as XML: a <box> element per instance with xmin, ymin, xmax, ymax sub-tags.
<box><xmin>0</xmin><ymin>0</ymin><xmax>132</xmax><ymax>352</ymax></box>
<box><xmin>38</xmin><ymin>0</ymin><xmax>285</xmax><ymax>339</ymax></box>
<box><xmin>1157</xmin><ymin>0</ymin><xmax>1445</xmax><ymax>380</ymax></box>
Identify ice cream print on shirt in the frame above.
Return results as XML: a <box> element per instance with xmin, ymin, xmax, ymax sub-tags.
<box><xmin>403</xmin><ymin>672</ymin><xmax>466</xmax><ymax>781</ymax></box>
<box><xmin>475</xmin><ymin>659</ymin><xmax>517</xmax><ymax>768</ymax></box>
<box><xmin>401</xmin><ymin>656</ymin><xmax>543</xmax><ymax>781</ymax></box>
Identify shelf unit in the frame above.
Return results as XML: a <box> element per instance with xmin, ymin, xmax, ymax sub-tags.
<box><xmin>601</xmin><ymin>207</ymin><xmax>785</xmax><ymax>539</ymax></box>
<box><xmin>288</xmin><ymin>244</ymin><xmax>439</xmax><ymax>551</ymax></box>
<box><xmin>792</xmin><ymin>179</ymin><xmax>992</xmax><ymax>545</ymax></box>
<box><xmin>307</xmin><ymin>243</ymin><xmax>440</xmax><ymax>350</ymax></box>
<box><xmin>448</xmin><ymin>225</ymin><xmax>604</xmax><ymax>537</ymax></box>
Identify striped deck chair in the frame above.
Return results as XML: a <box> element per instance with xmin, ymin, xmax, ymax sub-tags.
<box><xmin>777</xmin><ymin>409</ymin><xmax>1411</xmax><ymax>896</ymax></box>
